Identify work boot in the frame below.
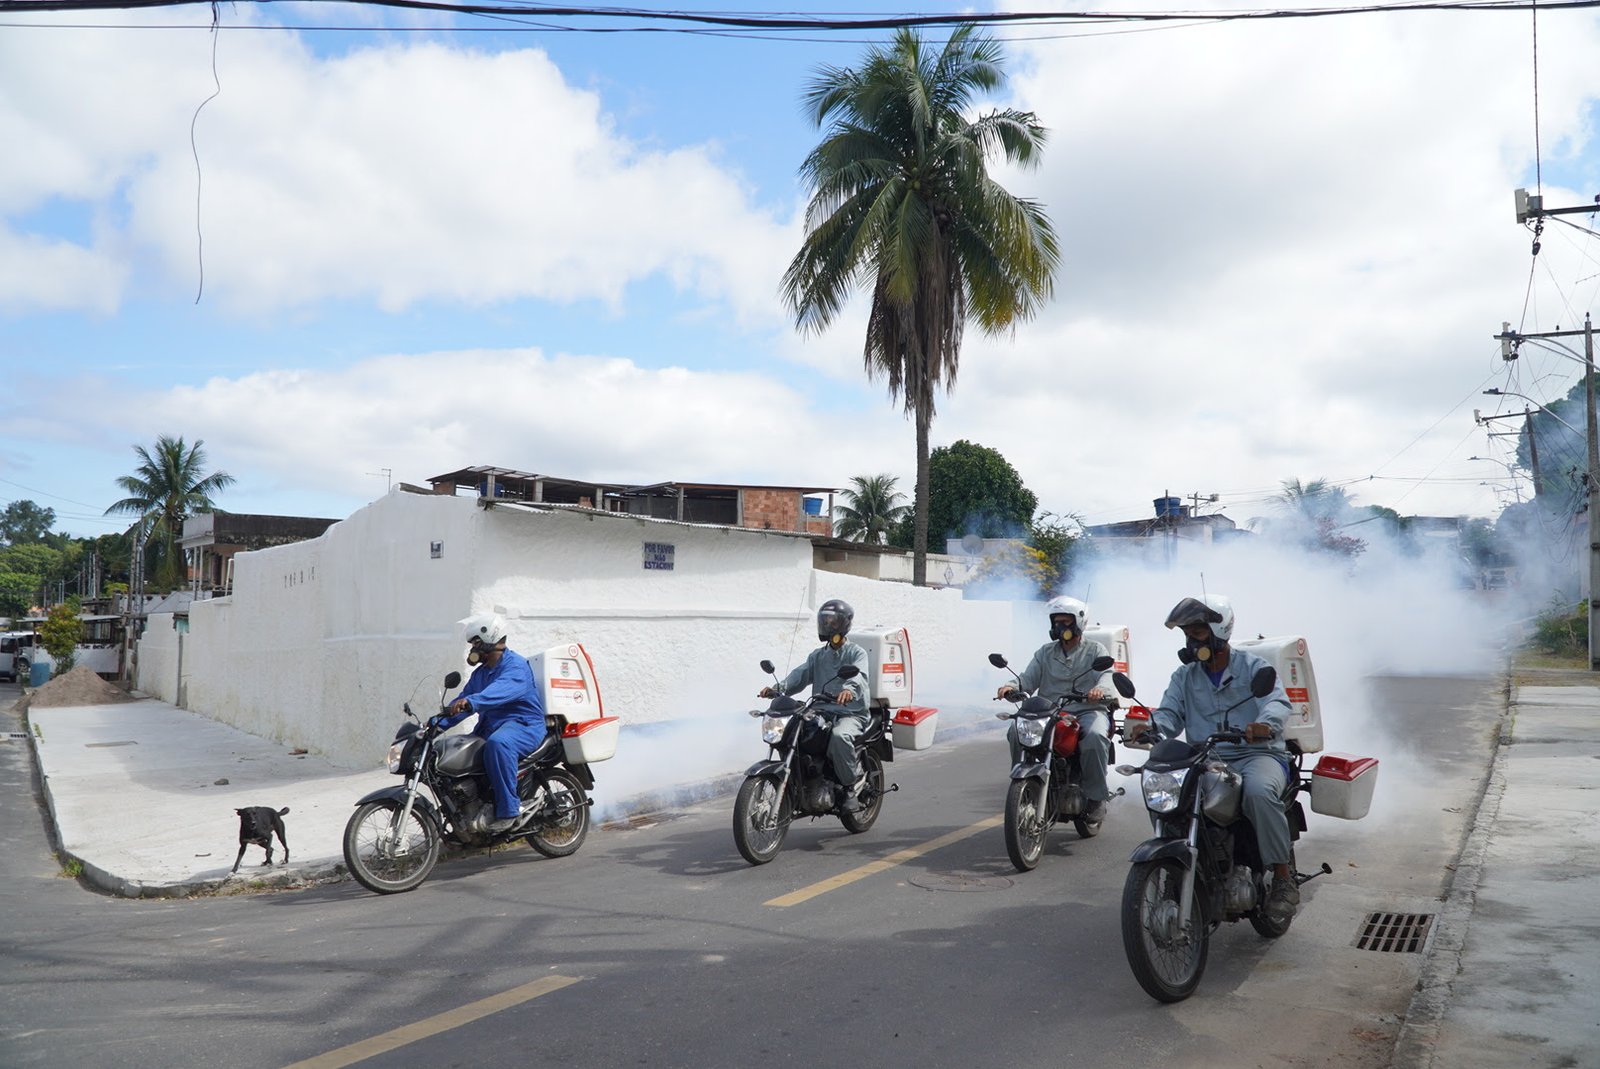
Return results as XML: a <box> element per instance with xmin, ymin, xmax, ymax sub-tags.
<box><xmin>1264</xmin><ymin>874</ymin><xmax>1301</xmax><ymax>925</ymax></box>
<box><xmin>486</xmin><ymin>806</ymin><xmax>531</xmax><ymax>834</ymax></box>
<box><xmin>840</xmin><ymin>776</ymin><xmax>867</xmax><ymax>813</ymax></box>
<box><xmin>1082</xmin><ymin>799</ymin><xmax>1107</xmax><ymax>823</ymax></box>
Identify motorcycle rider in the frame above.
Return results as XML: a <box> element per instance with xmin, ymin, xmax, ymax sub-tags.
<box><xmin>433</xmin><ymin>613</ymin><xmax>547</xmax><ymax>833</ymax></box>
<box><xmin>1127</xmin><ymin>594</ymin><xmax>1300</xmax><ymax>925</ymax></box>
<box><xmin>995</xmin><ymin>595</ymin><xmax>1116</xmax><ymax>823</ymax></box>
<box><xmin>757</xmin><ymin>598</ymin><xmax>873</xmax><ymax>811</ymax></box>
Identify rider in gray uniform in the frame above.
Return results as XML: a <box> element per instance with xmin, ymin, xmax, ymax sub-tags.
<box><xmin>996</xmin><ymin>596</ymin><xmax>1116</xmax><ymax>823</ymax></box>
<box><xmin>759</xmin><ymin>599</ymin><xmax>873</xmax><ymax>811</ymax></box>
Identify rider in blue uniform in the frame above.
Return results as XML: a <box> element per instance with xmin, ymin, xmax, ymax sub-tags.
<box><xmin>435</xmin><ymin>613</ymin><xmax>547</xmax><ymax>832</ymax></box>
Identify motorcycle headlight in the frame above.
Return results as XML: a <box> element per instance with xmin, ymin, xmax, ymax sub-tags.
<box><xmin>1016</xmin><ymin>717</ymin><xmax>1046</xmax><ymax>749</ymax></box>
<box><xmin>386</xmin><ymin>740</ymin><xmax>408</xmax><ymax>773</ymax></box>
<box><xmin>761</xmin><ymin>715</ymin><xmax>790</xmax><ymax>744</ymax></box>
<box><xmin>1141</xmin><ymin>768</ymin><xmax>1189</xmax><ymax>813</ymax></box>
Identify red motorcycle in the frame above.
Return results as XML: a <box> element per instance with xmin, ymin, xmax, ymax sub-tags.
<box><xmin>990</xmin><ymin>652</ymin><xmax>1125</xmax><ymax>871</ymax></box>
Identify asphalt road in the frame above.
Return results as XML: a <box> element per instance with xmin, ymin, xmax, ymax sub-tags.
<box><xmin>0</xmin><ymin>673</ymin><xmax>1503</xmax><ymax>1069</ymax></box>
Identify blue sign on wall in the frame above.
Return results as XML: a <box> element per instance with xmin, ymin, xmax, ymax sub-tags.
<box><xmin>643</xmin><ymin>542</ymin><xmax>675</xmax><ymax>571</ymax></box>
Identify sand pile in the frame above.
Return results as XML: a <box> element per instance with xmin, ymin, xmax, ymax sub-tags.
<box><xmin>21</xmin><ymin>664</ymin><xmax>138</xmax><ymax>712</ymax></box>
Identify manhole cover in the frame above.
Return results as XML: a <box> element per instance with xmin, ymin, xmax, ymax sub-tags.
<box><xmin>1354</xmin><ymin>911</ymin><xmax>1435</xmax><ymax>952</ymax></box>
<box><xmin>908</xmin><ymin>871</ymin><xmax>1014</xmax><ymax>893</ymax></box>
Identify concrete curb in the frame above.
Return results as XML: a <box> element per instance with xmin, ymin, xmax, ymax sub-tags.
<box><xmin>1387</xmin><ymin>676</ymin><xmax>1513</xmax><ymax>1069</ymax></box>
<box><xmin>39</xmin><ymin>714</ymin><xmax>1003</xmax><ymax>899</ymax></box>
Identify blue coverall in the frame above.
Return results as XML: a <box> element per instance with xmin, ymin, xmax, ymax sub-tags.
<box><xmin>436</xmin><ymin>649</ymin><xmax>547</xmax><ymax>821</ymax></box>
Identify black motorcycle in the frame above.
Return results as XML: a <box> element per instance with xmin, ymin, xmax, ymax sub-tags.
<box><xmin>1111</xmin><ymin>667</ymin><xmax>1331</xmax><ymax>1002</ymax></box>
<box><xmin>342</xmin><ymin>670</ymin><xmax>596</xmax><ymax>894</ymax></box>
<box><xmin>989</xmin><ymin>652</ymin><xmax>1123</xmax><ymax>872</ymax></box>
<box><xmin>732</xmin><ymin>661</ymin><xmax>896</xmax><ymax>865</ymax></box>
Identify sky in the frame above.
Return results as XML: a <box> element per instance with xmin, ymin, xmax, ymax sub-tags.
<box><xmin>4</xmin><ymin>0</ymin><xmax>1600</xmax><ymax>542</ymax></box>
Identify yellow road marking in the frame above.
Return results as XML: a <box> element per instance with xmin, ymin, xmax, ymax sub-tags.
<box><xmin>764</xmin><ymin>814</ymin><xmax>1004</xmax><ymax>908</ymax></box>
<box><xmin>280</xmin><ymin>974</ymin><xmax>581</xmax><ymax>1069</ymax></box>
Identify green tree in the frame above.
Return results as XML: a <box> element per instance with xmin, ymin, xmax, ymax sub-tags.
<box><xmin>0</xmin><ymin>500</ymin><xmax>56</xmax><ymax>544</ymax></box>
<box><xmin>1514</xmin><ymin>376</ymin><xmax>1592</xmax><ymax>499</ymax></box>
<box><xmin>104</xmin><ymin>435</ymin><xmax>236</xmax><ymax>591</ymax></box>
<box><xmin>0</xmin><ymin>571</ymin><xmax>34</xmax><ymax>620</ymax></box>
<box><xmin>1276</xmin><ymin>477</ymin><xmax>1365</xmax><ymax>559</ymax></box>
<box><xmin>782</xmin><ymin>25</ymin><xmax>1059</xmax><ymax>586</ymax></box>
<box><xmin>39</xmin><ymin>602</ymin><xmax>81</xmax><ymax>673</ymax></box>
<box><xmin>896</xmin><ymin>440</ymin><xmax>1036</xmax><ymax>553</ymax></box>
<box><xmin>834</xmin><ymin>474</ymin><xmax>912</xmax><ymax>544</ymax></box>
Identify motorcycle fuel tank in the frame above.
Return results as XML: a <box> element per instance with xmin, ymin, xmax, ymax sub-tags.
<box><xmin>435</xmin><ymin>734</ymin><xmax>485</xmax><ymax>776</ymax></box>
<box><xmin>1200</xmin><ymin>765</ymin><xmax>1243</xmax><ymax>825</ymax></box>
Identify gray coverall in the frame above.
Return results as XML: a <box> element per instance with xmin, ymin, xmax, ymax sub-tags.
<box><xmin>1152</xmin><ymin>647</ymin><xmax>1294</xmax><ymax>865</ymax></box>
<box><xmin>775</xmin><ymin>641</ymin><xmax>873</xmax><ymax>785</ymax></box>
<box><xmin>1007</xmin><ymin>638</ymin><xmax>1115</xmax><ymax>802</ymax></box>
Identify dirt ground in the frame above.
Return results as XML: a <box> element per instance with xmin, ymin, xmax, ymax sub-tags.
<box><xmin>18</xmin><ymin>664</ymin><xmax>137</xmax><ymax>712</ymax></box>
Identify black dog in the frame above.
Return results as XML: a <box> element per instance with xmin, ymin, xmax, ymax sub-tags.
<box><xmin>231</xmin><ymin>806</ymin><xmax>290</xmax><ymax>874</ymax></box>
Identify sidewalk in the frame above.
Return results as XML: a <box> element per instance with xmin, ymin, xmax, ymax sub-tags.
<box><xmin>18</xmin><ymin>691</ymin><xmax>1001</xmax><ymax>899</ymax></box>
<box><xmin>1390</xmin><ymin>671</ymin><xmax>1600</xmax><ymax>1069</ymax></box>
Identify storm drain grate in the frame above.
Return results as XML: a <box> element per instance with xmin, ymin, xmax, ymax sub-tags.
<box><xmin>3</xmin><ymin>732</ymin><xmax>28</xmax><ymax>741</ymax></box>
<box><xmin>1354</xmin><ymin>911</ymin><xmax>1435</xmax><ymax>952</ymax></box>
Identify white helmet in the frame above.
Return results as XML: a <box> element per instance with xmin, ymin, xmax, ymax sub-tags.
<box><xmin>1201</xmin><ymin>595</ymin><xmax>1234</xmax><ymax>641</ymax></box>
<box><xmin>458</xmin><ymin>613</ymin><xmax>509</xmax><ymax>648</ymax></box>
<box><xmin>1046</xmin><ymin>595</ymin><xmax>1089</xmax><ymax>641</ymax></box>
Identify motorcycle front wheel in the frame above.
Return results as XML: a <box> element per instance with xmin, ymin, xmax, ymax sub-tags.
<box><xmin>1004</xmin><ymin>777</ymin><xmax>1048</xmax><ymax>872</ymax></box>
<box><xmin>1122</xmin><ymin>858</ymin><xmax>1209</xmax><ymax>1002</ymax></box>
<box><xmin>343</xmin><ymin>799</ymin><xmax>441</xmax><ymax>895</ymax></box>
<box><xmin>525</xmin><ymin>769</ymin><xmax>591</xmax><ymax>858</ymax></box>
<box><xmin>839</xmin><ymin>751</ymin><xmax>885</xmax><ymax>834</ymax></box>
<box><xmin>733</xmin><ymin>774</ymin><xmax>791</xmax><ymax>865</ymax></box>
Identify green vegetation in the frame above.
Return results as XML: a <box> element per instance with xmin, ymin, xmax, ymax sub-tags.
<box><xmin>783</xmin><ymin>25</ymin><xmax>1058</xmax><ymax>585</ymax></box>
<box><xmin>39</xmin><ymin>603</ymin><xmax>82</xmax><ymax>673</ymax></box>
<box><xmin>1529</xmin><ymin>598</ymin><xmax>1588</xmax><ymax>659</ymax></box>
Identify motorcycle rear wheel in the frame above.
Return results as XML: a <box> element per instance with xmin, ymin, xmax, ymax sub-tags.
<box><xmin>1004</xmin><ymin>777</ymin><xmax>1048</xmax><ymax>872</ymax></box>
<box><xmin>733</xmin><ymin>774</ymin><xmax>791</xmax><ymax>865</ymax></box>
<box><xmin>839</xmin><ymin>751</ymin><xmax>885</xmax><ymax>834</ymax></box>
<box><xmin>1122</xmin><ymin>858</ymin><xmax>1209</xmax><ymax>1002</ymax></box>
<box><xmin>343</xmin><ymin>799</ymin><xmax>441</xmax><ymax>895</ymax></box>
<box><xmin>525</xmin><ymin>769</ymin><xmax>591</xmax><ymax>858</ymax></box>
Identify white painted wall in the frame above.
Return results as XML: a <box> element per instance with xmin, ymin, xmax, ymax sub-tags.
<box><xmin>140</xmin><ymin>491</ymin><xmax>1035</xmax><ymax>768</ymax></box>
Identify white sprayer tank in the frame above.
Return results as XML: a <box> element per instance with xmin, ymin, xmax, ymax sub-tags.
<box><xmin>1231</xmin><ymin>635</ymin><xmax>1322</xmax><ymax>753</ymax></box>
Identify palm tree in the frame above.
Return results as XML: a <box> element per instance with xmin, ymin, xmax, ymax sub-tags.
<box><xmin>104</xmin><ymin>435</ymin><xmax>235</xmax><ymax>590</ymax></box>
<box><xmin>835</xmin><ymin>474</ymin><xmax>912</xmax><ymax>544</ymax></box>
<box><xmin>1276</xmin><ymin>477</ymin><xmax>1352</xmax><ymax>523</ymax></box>
<box><xmin>782</xmin><ymin>25</ymin><xmax>1059</xmax><ymax>585</ymax></box>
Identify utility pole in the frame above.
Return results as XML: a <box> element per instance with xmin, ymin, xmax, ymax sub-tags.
<box><xmin>1497</xmin><ymin>303</ymin><xmax>1599</xmax><ymax>669</ymax></box>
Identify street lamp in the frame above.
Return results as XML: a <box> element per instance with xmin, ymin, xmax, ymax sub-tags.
<box><xmin>1482</xmin><ymin>388</ymin><xmax>1584</xmax><ymax>436</ymax></box>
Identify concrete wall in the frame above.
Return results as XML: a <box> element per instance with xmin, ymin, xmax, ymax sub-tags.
<box><xmin>139</xmin><ymin>491</ymin><xmax>1033</xmax><ymax>767</ymax></box>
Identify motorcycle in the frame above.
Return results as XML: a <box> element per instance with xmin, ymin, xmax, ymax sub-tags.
<box><xmin>1110</xmin><ymin>667</ymin><xmax>1332</xmax><ymax>1002</ymax></box>
<box><xmin>732</xmin><ymin>661</ymin><xmax>897</xmax><ymax>865</ymax></box>
<box><xmin>989</xmin><ymin>652</ymin><xmax>1124</xmax><ymax>872</ymax></box>
<box><xmin>342</xmin><ymin>670</ymin><xmax>597</xmax><ymax>894</ymax></box>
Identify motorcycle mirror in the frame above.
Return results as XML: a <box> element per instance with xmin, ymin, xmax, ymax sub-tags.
<box><xmin>1091</xmin><ymin>655</ymin><xmax>1114</xmax><ymax>672</ymax></box>
<box><xmin>444</xmin><ymin>670</ymin><xmax>462</xmax><ymax>689</ymax></box>
<box><xmin>1112</xmin><ymin>672</ymin><xmax>1137</xmax><ymax>699</ymax></box>
<box><xmin>987</xmin><ymin>653</ymin><xmax>1008</xmax><ymax>669</ymax></box>
<box><xmin>760</xmin><ymin>659</ymin><xmax>776</xmax><ymax>675</ymax></box>
<box><xmin>1250</xmin><ymin>666</ymin><xmax>1277</xmax><ymax>698</ymax></box>
<box><xmin>836</xmin><ymin>664</ymin><xmax>860</xmax><ymax>679</ymax></box>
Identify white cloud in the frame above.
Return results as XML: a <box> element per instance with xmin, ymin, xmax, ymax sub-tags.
<box><xmin>1</xmin><ymin>18</ymin><xmax>798</xmax><ymax>323</ymax></box>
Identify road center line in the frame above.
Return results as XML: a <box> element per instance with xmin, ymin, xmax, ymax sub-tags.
<box><xmin>764</xmin><ymin>814</ymin><xmax>1004</xmax><ymax>908</ymax></box>
<box><xmin>280</xmin><ymin>974</ymin><xmax>582</xmax><ymax>1069</ymax></box>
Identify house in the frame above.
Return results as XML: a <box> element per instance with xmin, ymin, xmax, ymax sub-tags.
<box><xmin>427</xmin><ymin>465</ymin><xmax>836</xmax><ymax>537</ymax></box>
<box><xmin>179</xmin><ymin>511</ymin><xmax>340</xmax><ymax>593</ymax></box>
<box><xmin>1085</xmin><ymin>495</ymin><xmax>1246</xmax><ymax>559</ymax></box>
